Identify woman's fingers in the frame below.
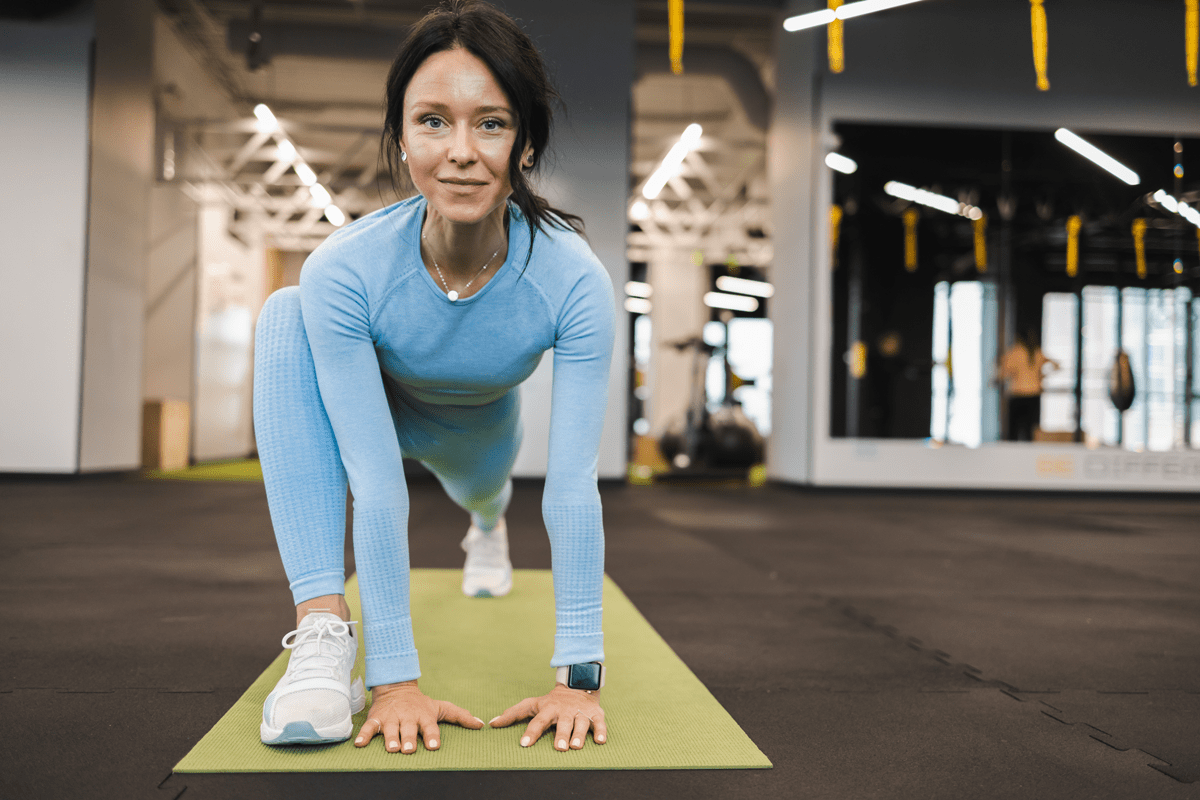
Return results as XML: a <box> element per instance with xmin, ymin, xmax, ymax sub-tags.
<box><xmin>520</xmin><ymin>709</ymin><xmax>556</xmax><ymax>748</ymax></box>
<box><xmin>591</xmin><ymin>709</ymin><xmax>607</xmax><ymax>744</ymax></box>
<box><xmin>554</xmin><ymin>714</ymin><xmax>573</xmax><ymax>751</ymax></box>
<box><xmin>438</xmin><ymin>701</ymin><xmax>485</xmax><ymax>729</ymax></box>
<box><xmin>569</xmin><ymin>712</ymin><xmax>590</xmax><ymax>749</ymax></box>
<box><xmin>383</xmin><ymin>720</ymin><xmax>402</xmax><ymax>753</ymax></box>
<box><xmin>419</xmin><ymin>718</ymin><xmax>441</xmax><ymax>751</ymax></box>
<box><xmin>399</xmin><ymin>719</ymin><xmax>420</xmax><ymax>754</ymax></box>
<box><xmin>489</xmin><ymin>696</ymin><xmax>538</xmax><ymax>729</ymax></box>
<box><xmin>354</xmin><ymin>717</ymin><xmax>381</xmax><ymax>747</ymax></box>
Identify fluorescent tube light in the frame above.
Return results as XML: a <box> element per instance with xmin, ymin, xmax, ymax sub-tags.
<box><xmin>1153</xmin><ymin>189</ymin><xmax>1179</xmax><ymax>213</ymax></box>
<box><xmin>703</xmin><ymin>292</ymin><xmax>760</xmax><ymax>313</ymax></box>
<box><xmin>624</xmin><ymin>297</ymin><xmax>653</xmax><ymax>315</ymax></box>
<box><xmin>625</xmin><ymin>280</ymin><xmax>653</xmax><ymax>298</ymax></box>
<box><xmin>885</xmin><ymin>181</ymin><xmax>982</xmax><ymax>219</ymax></box>
<box><xmin>884</xmin><ymin>181</ymin><xmax>960</xmax><ymax>215</ymax></box>
<box><xmin>784</xmin><ymin>0</ymin><xmax>929</xmax><ymax>30</ymax></box>
<box><xmin>629</xmin><ymin>199</ymin><xmax>650</xmax><ymax>221</ymax></box>
<box><xmin>836</xmin><ymin>0</ymin><xmax>928</xmax><ymax>20</ymax></box>
<box><xmin>1151</xmin><ymin>190</ymin><xmax>1200</xmax><ymax>228</ymax></box>
<box><xmin>324</xmin><ymin>204</ymin><xmax>346</xmax><ymax>227</ymax></box>
<box><xmin>276</xmin><ymin>139</ymin><xmax>296</xmax><ymax>162</ymax></box>
<box><xmin>294</xmin><ymin>162</ymin><xmax>317</xmax><ymax>186</ymax></box>
<box><xmin>309</xmin><ymin>184</ymin><xmax>332</xmax><ymax>207</ymax></box>
<box><xmin>1054</xmin><ymin>129</ymin><xmax>1140</xmax><ymax>186</ymax></box>
<box><xmin>716</xmin><ymin>275</ymin><xmax>775</xmax><ymax>298</ymax></box>
<box><xmin>783</xmin><ymin>8</ymin><xmax>835</xmax><ymax>31</ymax></box>
<box><xmin>825</xmin><ymin>153</ymin><xmax>858</xmax><ymax>174</ymax></box>
<box><xmin>253</xmin><ymin>103</ymin><xmax>277</xmax><ymax>132</ymax></box>
<box><xmin>643</xmin><ymin>124</ymin><xmax>703</xmax><ymax>200</ymax></box>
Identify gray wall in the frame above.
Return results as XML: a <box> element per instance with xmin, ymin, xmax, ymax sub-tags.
<box><xmin>0</xmin><ymin>0</ymin><xmax>155</xmax><ymax>473</ymax></box>
<box><xmin>79</xmin><ymin>0</ymin><xmax>156</xmax><ymax>471</ymax></box>
<box><xmin>821</xmin><ymin>0</ymin><xmax>1200</xmax><ymax>135</ymax></box>
<box><xmin>500</xmin><ymin>0</ymin><xmax>634</xmax><ymax>480</ymax></box>
<box><xmin>0</xmin><ymin>7</ymin><xmax>94</xmax><ymax>472</ymax></box>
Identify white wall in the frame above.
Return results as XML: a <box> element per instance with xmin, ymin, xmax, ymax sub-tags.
<box><xmin>766</xmin><ymin>0</ymin><xmax>820</xmax><ymax>484</ymax></box>
<box><xmin>78</xmin><ymin>0</ymin><xmax>156</xmax><ymax>471</ymax></box>
<box><xmin>0</xmin><ymin>7</ymin><xmax>94</xmax><ymax>473</ymax></box>
<box><xmin>193</xmin><ymin>204</ymin><xmax>264</xmax><ymax>461</ymax></box>
<box><xmin>502</xmin><ymin>0</ymin><xmax>634</xmax><ymax>480</ymax></box>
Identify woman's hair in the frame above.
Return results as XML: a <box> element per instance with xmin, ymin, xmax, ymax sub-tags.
<box><xmin>381</xmin><ymin>0</ymin><xmax>584</xmax><ymax>264</ymax></box>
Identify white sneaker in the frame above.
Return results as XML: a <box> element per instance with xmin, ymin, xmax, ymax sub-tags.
<box><xmin>461</xmin><ymin>518</ymin><xmax>513</xmax><ymax>598</ymax></box>
<box><xmin>260</xmin><ymin>611</ymin><xmax>366</xmax><ymax>745</ymax></box>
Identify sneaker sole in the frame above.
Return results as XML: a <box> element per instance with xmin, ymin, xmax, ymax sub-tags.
<box><xmin>464</xmin><ymin>575</ymin><xmax>513</xmax><ymax>598</ymax></box>
<box><xmin>260</xmin><ymin>677</ymin><xmax>366</xmax><ymax>746</ymax></box>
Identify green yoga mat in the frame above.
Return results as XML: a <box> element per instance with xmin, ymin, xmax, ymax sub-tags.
<box><xmin>175</xmin><ymin>569</ymin><xmax>771</xmax><ymax>772</ymax></box>
<box><xmin>145</xmin><ymin>459</ymin><xmax>263</xmax><ymax>482</ymax></box>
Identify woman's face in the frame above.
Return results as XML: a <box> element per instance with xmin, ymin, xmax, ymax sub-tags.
<box><xmin>399</xmin><ymin>47</ymin><xmax>530</xmax><ymax>226</ymax></box>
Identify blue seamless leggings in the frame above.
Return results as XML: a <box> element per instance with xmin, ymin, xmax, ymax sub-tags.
<box><xmin>254</xmin><ymin>287</ymin><xmax>520</xmax><ymax>622</ymax></box>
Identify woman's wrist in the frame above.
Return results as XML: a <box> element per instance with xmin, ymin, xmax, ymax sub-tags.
<box><xmin>371</xmin><ymin>679</ymin><xmax>420</xmax><ymax>695</ymax></box>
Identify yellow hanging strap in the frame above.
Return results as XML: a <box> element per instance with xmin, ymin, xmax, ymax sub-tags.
<box><xmin>1132</xmin><ymin>218</ymin><xmax>1148</xmax><ymax>279</ymax></box>
<box><xmin>1066</xmin><ymin>215</ymin><xmax>1082</xmax><ymax>277</ymax></box>
<box><xmin>903</xmin><ymin>208</ymin><xmax>919</xmax><ymax>272</ymax></box>
<box><xmin>974</xmin><ymin>214</ymin><xmax>988</xmax><ymax>273</ymax></box>
<box><xmin>1188</xmin><ymin>0</ymin><xmax>1198</xmax><ymax>86</ymax></box>
<box><xmin>1195</xmin><ymin>226</ymin><xmax>1200</xmax><ymax>259</ymax></box>
<box><xmin>828</xmin><ymin>0</ymin><xmax>845</xmax><ymax>74</ymax></box>
<box><xmin>830</xmin><ymin>204</ymin><xmax>843</xmax><ymax>263</ymax></box>
<box><xmin>669</xmin><ymin>0</ymin><xmax>684</xmax><ymax>75</ymax></box>
<box><xmin>849</xmin><ymin>341</ymin><xmax>867</xmax><ymax>379</ymax></box>
<box><xmin>1031</xmin><ymin>0</ymin><xmax>1050</xmax><ymax>91</ymax></box>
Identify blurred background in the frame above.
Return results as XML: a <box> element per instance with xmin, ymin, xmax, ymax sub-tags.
<box><xmin>3</xmin><ymin>0</ymin><xmax>1199</xmax><ymax>493</ymax></box>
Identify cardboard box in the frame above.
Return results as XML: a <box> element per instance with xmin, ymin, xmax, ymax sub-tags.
<box><xmin>142</xmin><ymin>400</ymin><xmax>191</xmax><ymax>471</ymax></box>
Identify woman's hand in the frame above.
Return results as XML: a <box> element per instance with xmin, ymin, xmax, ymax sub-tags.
<box><xmin>354</xmin><ymin>680</ymin><xmax>483</xmax><ymax>753</ymax></box>
<box><xmin>489</xmin><ymin>684</ymin><xmax>607</xmax><ymax>750</ymax></box>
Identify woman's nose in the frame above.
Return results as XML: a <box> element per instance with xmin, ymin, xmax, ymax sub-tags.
<box><xmin>447</xmin><ymin>126</ymin><xmax>477</xmax><ymax>165</ymax></box>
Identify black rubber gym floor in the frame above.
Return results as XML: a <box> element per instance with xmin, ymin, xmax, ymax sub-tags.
<box><xmin>2</xmin><ymin>472</ymin><xmax>1198</xmax><ymax>799</ymax></box>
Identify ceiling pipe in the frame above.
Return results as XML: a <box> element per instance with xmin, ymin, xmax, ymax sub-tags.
<box><xmin>635</xmin><ymin>43</ymin><xmax>771</xmax><ymax>132</ymax></box>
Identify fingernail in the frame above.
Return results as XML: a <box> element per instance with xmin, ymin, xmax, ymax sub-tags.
<box><xmin>520</xmin><ymin>736</ymin><xmax>530</xmax><ymax>747</ymax></box>
<box><xmin>572</xmin><ymin>738</ymin><xmax>581</xmax><ymax>748</ymax></box>
<box><xmin>596</xmin><ymin>734</ymin><xmax>606</xmax><ymax>743</ymax></box>
<box><xmin>403</xmin><ymin>741</ymin><xmax>414</xmax><ymax>752</ymax></box>
<box><xmin>557</xmin><ymin>739</ymin><xmax>566</xmax><ymax>750</ymax></box>
<box><xmin>488</xmin><ymin>716</ymin><xmax>500</xmax><ymax>725</ymax></box>
<box><xmin>355</xmin><ymin>736</ymin><xmax>363</xmax><ymax>744</ymax></box>
<box><xmin>389</xmin><ymin>740</ymin><xmax>398</xmax><ymax>749</ymax></box>
<box><xmin>428</xmin><ymin>739</ymin><xmax>438</xmax><ymax>749</ymax></box>
<box><xmin>474</xmin><ymin>717</ymin><xmax>484</xmax><ymax>725</ymax></box>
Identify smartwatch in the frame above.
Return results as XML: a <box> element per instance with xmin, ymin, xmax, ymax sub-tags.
<box><xmin>555</xmin><ymin>662</ymin><xmax>606</xmax><ymax>691</ymax></box>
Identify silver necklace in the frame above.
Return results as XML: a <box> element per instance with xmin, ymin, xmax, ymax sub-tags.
<box><xmin>422</xmin><ymin>233</ymin><xmax>501</xmax><ymax>302</ymax></box>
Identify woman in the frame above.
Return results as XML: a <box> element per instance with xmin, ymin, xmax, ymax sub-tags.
<box><xmin>996</xmin><ymin>326</ymin><xmax>1059</xmax><ymax>441</ymax></box>
<box><xmin>252</xmin><ymin>0</ymin><xmax>613</xmax><ymax>756</ymax></box>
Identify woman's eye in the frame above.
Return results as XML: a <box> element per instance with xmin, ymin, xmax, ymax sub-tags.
<box><xmin>422</xmin><ymin>116</ymin><xmax>444</xmax><ymax>129</ymax></box>
<box><xmin>481</xmin><ymin>118</ymin><xmax>504</xmax><ymax>132</ymax></box>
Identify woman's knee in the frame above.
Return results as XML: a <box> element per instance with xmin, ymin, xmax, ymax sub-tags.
<box><xmin>258</xmin><ymin>286</ymin><xmax>302</xmax><ymax>331</ymax></box>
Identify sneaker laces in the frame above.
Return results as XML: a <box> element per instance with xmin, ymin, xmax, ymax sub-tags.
<box><xmin>281</xmin><ymin>617</ymin><xmax>357</xmax><ymax>681</ymax></box>
<box><xmin>463</xmin><ymin>527</ymin><xmax>509</xmax><ymax>571</ymax></box>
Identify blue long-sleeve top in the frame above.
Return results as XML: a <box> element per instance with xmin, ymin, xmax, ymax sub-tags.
<box><xmin>297</xmin><ymin>195</ymin><xmax>614</xmax><ymax>688</ymax></box>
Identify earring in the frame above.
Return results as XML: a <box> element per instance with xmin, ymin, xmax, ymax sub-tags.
<box><xmin>401</xmin><ymin>151</ymin><xmax>407</xmax><ymax>162</ymax></box>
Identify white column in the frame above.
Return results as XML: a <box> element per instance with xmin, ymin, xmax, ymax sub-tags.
<box><xmin>767</xmin><ymin>1</ymin><xmax>819</xmax><ymax>483</ymax></box>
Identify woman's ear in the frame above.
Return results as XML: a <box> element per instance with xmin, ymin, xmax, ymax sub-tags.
<box><xmin>521</xmin><ymin>142</ymin><xmax>535</xmax><ymax>169</ymax></box>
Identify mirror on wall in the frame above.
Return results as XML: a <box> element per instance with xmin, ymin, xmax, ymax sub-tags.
<box><xmin>828</xmin><ymin>122</ymin><xmax>1200</xmax><ymax>451</ymax></box>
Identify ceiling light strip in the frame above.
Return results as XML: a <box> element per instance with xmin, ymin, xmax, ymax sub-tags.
<box><xmin>1054</xmin><ymin>128</ymin><xmax>1140</xmax><ymax>186</ymax></box>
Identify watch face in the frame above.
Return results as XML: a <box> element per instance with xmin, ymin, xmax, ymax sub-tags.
<box><xmin>568</xmin><ymin>663</ymin><xmax>602</xmax><ymax>691</ymax></box>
